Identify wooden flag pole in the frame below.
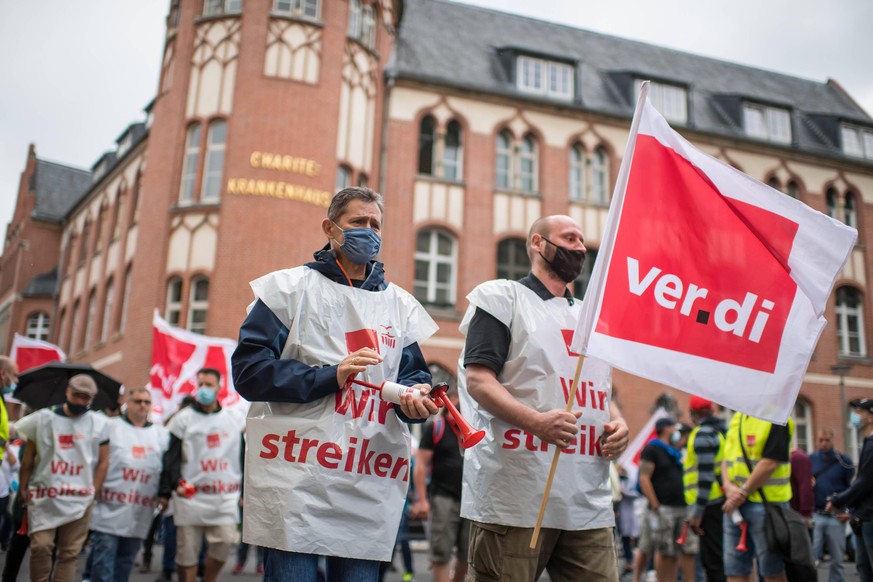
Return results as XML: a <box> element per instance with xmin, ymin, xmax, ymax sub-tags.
<box><xmin>529</xmin><ymin>353</ymin><xmax>585</xmax><ymax>549</ymax></box>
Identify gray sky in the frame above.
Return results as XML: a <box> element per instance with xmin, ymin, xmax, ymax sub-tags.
<box><xmin>2</xmin><ymin>0</ymin><xmax>871</xmax><ymax>234</ymax></box>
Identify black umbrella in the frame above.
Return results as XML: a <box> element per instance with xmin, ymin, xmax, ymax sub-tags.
<box><xmin>13</xmin><ymin>362</ymin><xmax>122</xmax><ymax>411</ymax></box>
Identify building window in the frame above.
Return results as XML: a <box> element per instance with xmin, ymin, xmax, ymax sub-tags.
<box><xmin>836</xmin><ymin>286</ymin><xmax>866</xmax><ymax>357</ymax></box>
<box><xmin>640</xmin><ymin>81</ymin><xmax>687</xmax><ymax>124</ymax></box>
<box><xmin>569</xmin><ymin>143</ymin><xmax>585</xmax><ymax>202</ymax></box>
<box><xmin>444</xmin><ymin>120</ymin><xmax>463</xmax><ymax>182</ymax></box>
<box><xmin>84</xmin><ymin>290</ymin><xmax>97</xmax><ymax>351</ymax></box>
<box><xmin>179</xmin><ymin>124</ymin><xmax>201</xmax><ymax>203</ymax></box>
<box><xmin>792</xmin><ymin>399</ymin><xmax>813</xmax><ymax>452</ymax></box>
<box><xmin>357</xmin><ymin>173</ymin><xmax>368</xmax><ymax>188</ymax></box>
<box><xmin>590</xmin><ymin>147</ymin><xmax>609</xmax><ymax>204</ymax></box>
<box><xmin>57</xmin><ymin>308</ymin><xmax>67</xmax><ymax>351</ymax></box>
<box><xmin>517</xmin><ymin>55</ymin><xmax>574</xmax><ymax>101</ymax></box>
<box><xmin>347</xmin><ymin>0</ymin><xmax>375</xmax><ymax>48</ymax></box>
<box><xmin>201</xmin><ymin>120</ymin><xmax>227</xmax><ymax>202</ymax></box>
<box><xmin>840</xmin><ymin>124</ymin><xmax>873</xmax><ymax>160</ymax></box>
<box><xmin>94</xmin><ymin>205</ymin><xmax>107</xmax><ymax>253</ymax></box>
<box><xmin>130</xmin><ymin>172</ymin><xmax>142</xmax><ymax>225</ymax></box>
<box><xmin>827</xmin><ymin>188</ymin><xmax>838</xmax><ymax>220</ymax></box>
<box><xmin>496</xmin><ymin>238</ymin><xmax>530</xmax><ymax>280</ymax></box>
<box><xmin>573</xmin><ymin>248</ymin><xmax>598</xmax><ymax>300</ymax></box>
<box><xmin>120</xmin><ymin>266</ymin><xmax>132</xmax><ymax>333</ymax></box>
<box><xmin>111</xmin><ymin>189</ymin><xmax>124</xmax><ymax>239</ymax></box>
<box><xmin>204</xmin><ymin>0</ymin><xmax>242</xmax><ymax>16</ymax></box>
<box><xmin>787</xmin><ymin>181</ymin><xmax>799</xmax><ymax>199</ymax></box>
<box><xmin>844</xmin><ymin>192</ymin><xmax>857</xmax><ymax>229</ymax></box>
<box><xmin>71</xmin><ymin>299</ymin><xmax>82</xmax><ymax>354</ymax></box>
<box><xmin>166</xmin><ymin>277</ymin><xmax>183</xmax><ymax>326</ymax></box>
<box><xmin>274</xmin><ymin>0</ymin><xmax>319</xmax><ymax>19</ymax></box>
<box><xmin>418</xmin><ymin>115</ymin><xmax>436</xmax><ymax>176</ymax></box>
<box><xmin>79</xmin><ymin>220</ymin><xmax>91</xmax><ymax>265</ymax></box>
<box><xmin>518</xmin><ymin>134</ymin><xmax>538</xmax><ymax>193</ymax></box>
<box><xmin>101</xmin><ymin>279</ymin><xmax>114</xmax><ymax>343</ymax></box>
<box><xmin>188</xmin><ymin>277</ymin><xmax>210</xmax><ymax>334</ymax></box>
<box><xmin>743</xmin><ymin>103</ymin><xmax>791</xmax><ymax>144</ymax></box>
<box><xmin>25</xmin><ymin>312</ymin><xmax>50</xmax><ymax>341</ymax></box>
<box><xmin>336</xmin><ymin>165</ymin><xmax>352</xmax><ymax>192</ymax></box>
<box><xmin>414</xmin><ymin>229</ymin><xmax>456</xmax><ymax>307</ymax></box>
<box><xmin>495</xmin><ymin>130</ymin><xmax>513</xmax><ymax>190</ymax></box>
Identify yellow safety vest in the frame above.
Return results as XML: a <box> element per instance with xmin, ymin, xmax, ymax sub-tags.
<box><xmin>683</xmin><ymin>423</ymin><xmax>725</xmax><ymax>505</ymax></box>
<box><xmin>724</xmin><ymin>413</ymin><xmax>794</xmax><ymax>503</ymax></box>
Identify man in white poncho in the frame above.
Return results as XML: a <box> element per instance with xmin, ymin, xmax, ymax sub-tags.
<box><xmin>232</xmin><ymin>187</ymin><xmax>440</xmax><ymax>582</ymax></box>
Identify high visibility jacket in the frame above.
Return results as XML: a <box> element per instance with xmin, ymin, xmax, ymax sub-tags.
<box><xmin>683</xmin><ymin>423</ymin><xmax>725</xmax><ymax>505</ymax></box>
<box><xmin>724</xmin><ymin>413</ymin><xmax>794</xmax><ymax>503</ymax></box>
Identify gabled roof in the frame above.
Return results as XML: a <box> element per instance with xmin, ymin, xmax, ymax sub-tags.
<box><xmin>391</xmin><ymin>0</ymin><xmax>872</xmax><ymax>160</ymax></box>
<box><xmin>31</xmin><ymin>159</ymin><xmax>92</xmax><ymax>223</ymax></box>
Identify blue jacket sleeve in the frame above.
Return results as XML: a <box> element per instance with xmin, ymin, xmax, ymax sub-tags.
<box><xmin>231</xmin><ymin>300</ymin><xmax>341</xmax><ymax>403</ymax></box>
<box><xmin>393</xmin><ymin>342</ymin><xmax>433</xmax><ymax>424</ymax></box>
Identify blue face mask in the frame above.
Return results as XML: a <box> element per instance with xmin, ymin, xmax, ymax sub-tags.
<box><xmin>3</xmin><ymin>382</ymin><xmax>15</xmax><ymax>395</ymax></box>
<box><xmin>332</xmin><ymin>221</ymin><xmax>381</xmax><ymax>265</ymax></box>
<box><xmin>196</xmin><ymin>387</ymin><xmax>217</xmax><ymax>406</ymax></box>
<box><xmin>850</xmin><ymin>411</ymin><xmax>862</xmax><ymax>429</ymax></box>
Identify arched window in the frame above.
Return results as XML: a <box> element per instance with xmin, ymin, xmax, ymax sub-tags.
<box><xmin>590</xmin><ymin>147</ymin><xmax>609</xmax><ymax>204</ymax></box>
<box><xmin>120</xmin><ymin>266</ymin><xmax>132</xmax><ymax>333</ymax></box>
<box><xmin>179</xmin><ymin>124</ymin><xmax>201</xmax><ymax>203</ymax></box>
<box><xmin>165</xmin><ymin>277</ymin><xmax>183</xmax><ymax>326</ymax></box>
<box><xmin>836</xmin><ymin>286</ymin><xmax>866</xmax><ymax>356</ymax></box>
<box><xmin>418</xmin><ymin>116</ymin><xmax>436</xmax><ymax>176</ymax></box>
<box><xmin>101</xmin><ymin>278</ymin><xmax>114</xmax><ymax>343</ymax></box>
<box><xmin>519</xmin><ymin>134</ymin><xmax>538</xmax><ymax>194</ymax></box>
<box><xmin>66</xmin><ymin>232</ymin><xmax>78</xmax><ymax>275</ymax></box>
<box><xmin>786</xmin><ymin>181</ymin><xmax>799</xmax><ymax>199</ymax></box>
<box><xmin>79</xmin><ymin>219</ymin><xmax>91</xmax><ymax>265</ymax></box>
<box><xmin>826</xmin><ymin>188</ymin><xmax>838</xmax><ymax>220</ymax></box>
<box><xmin>573</xmin><ymin>248</ymin><xmax>599</xmax><ymax>300</ymax></box>
<box><xmin>767</xmin><ymin>177</ymin><xmax>782</xmax><ymax>192</ymax></box>
<box><xmin>496</xmin><ymin>238</ymin><xmax>530</xmax><ymax>280</ymax></box>
<box><xmin>444</xmin><ymin>120</ymin><xmax>463</xmax><ymax>182</ymax></box>
<box><xmin>94</xmin><ymin>204</ymin><xmax>107</xmax><ymax>253</ymax></box>
<box><xmin>130</xmin><ymin>172</ymin><xmax>142</xmax><ymax>226</ymax></box>
<box><xmin>57</xmin><ymin>308</ymin><xmax>67</xmax><ymax>351</ymax></box>
<box><xmin>569</xmin><ymin>143</ymin><xmax>585</xmax><ymax>202</ymax></box>
<box><xmin>495</xmin><ymin>130</ymin><xmax>512</xmax><ymax>190</ymax></box>
<box><xmin>844</xmin><ymin>192</ymin><xmax>857</xmax><ymax>229</ymax></box>
<box><xmin>414</xmin><ymin>229</ymin><xmax>456</xmax><ymax>306</ymax></box>
<box><xmin>347</xmin><ymin>0</ymin><xmax>361</xmax><ymax>37</ymax></box>
<box><xmin>360</xmin><ymin>5</ymin><xmax>376</xmax><ymax>48</ymax></box>
<box><xmin>71</xmin><ymin>299</ymin><xmax>82</xmax><ymax>354</ymax></box>
<box><xmin>25</xmin><ymin>312</ymin><xmax>50</xmax><ymax>341</ymax></box>
<box><xmin>84</xmin><ymin>289</ymin><xmax>97</xmax><ymax>350</ymax></box>
<box><xmin>335</xmin><ymin>165</ymin><xmax>352</xmax><ymax>193</ymax></box>
<box><xmin>201</xmin><ymin>120</ymin><xmax>227</xmax><ymax>202</ymax></box>
<box><xmin>792</xmin><ymin>399</ymin><xmax>813</xmax><ymax>452</ymax></box>
<box><xmin>188</xmin><ymin>277</ymin><xmax>210</xmax><ymax>334</ymax></box>
<box><xmin>111</xmin><ymin>189</ymin><xmax>124</xmax><ymax>239</ymax></box>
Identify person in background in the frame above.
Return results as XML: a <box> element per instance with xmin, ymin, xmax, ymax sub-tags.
<box><xmin>789</xmin><ymin>446</ymin><xmax>814</xmax><ymax>530</ymax></box>
<box><xmin>616</xmin><ymin>466</ymin><xmax>640</xmax><ymax>578</ymax></box>
<box><xmin>827</xmin><ymin>398</ymin><xmax>873</xmax><ymax>582</ymax></box>
<box><xmin>0</xmin><ymin>438</ymin><xmax>20</xmax><ymax>550</ymax></box>
<box><xmin>811</xmin><ymin>428</ymin><xmax>855</xmax><ymax>582</ymax></box>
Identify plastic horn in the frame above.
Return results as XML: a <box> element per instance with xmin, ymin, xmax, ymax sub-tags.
<box><xmin>736</xmin><ymin>520</ymin><xmax>749</xmax><ymax>552</ymax></box>
<box><xmin>430</xmin><ymin>382</ymin><xmax>485</xmax><ymax>449</ymax></box>
<box><xmin>16</xmin><ymin>510</ymin><xmax>27</xmax><ymax>535</ymax></box>
<box><xmin>676</xmin><ymin>521</ymin><xmax>689</xmax><ymax>545</ymax></box>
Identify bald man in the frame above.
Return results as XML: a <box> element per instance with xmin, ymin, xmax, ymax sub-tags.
<box><xmin>459</xmin><ymin>215</ymin><xmax>629</xmax><ymax>582</ymax></box>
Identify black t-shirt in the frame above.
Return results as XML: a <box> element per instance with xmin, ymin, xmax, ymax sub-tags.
<box><xmin>640</xmin><ymin>441</ymin><xmax>685</xmax><ymax>507</ymax></box>
<box><xmin>419</xmin><ymin>416</ymin><xmax>464</xmax><ymax>500</ymax></box>
<box><xmin>761</xmin><ymin>424</ymin><xmax>791</xmax><ymax>463</ymax></box>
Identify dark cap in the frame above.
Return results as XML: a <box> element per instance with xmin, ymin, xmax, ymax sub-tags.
<box><xmin>850</xmin><ymin>398</ymin><xmax>873</xmax><ymax>411</ymax></box>
<box><xmin>655</xmin><ymin>417</ymin><xmax>677</xmax><ymax>433</ymax></box>
<box><xmin>68</xmin><ymin>374</ymin><xmax>97</xmax><ymax>397</ymax></box>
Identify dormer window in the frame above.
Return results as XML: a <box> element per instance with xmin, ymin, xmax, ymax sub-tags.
<box><xmin>743</xmin><ymin>103</ymin><xmax>791</xmax><ymax>144</ymax></box>
<box><xmin>204</xmin><ymin>0</ymin><xmax>242</xmax><ymax>17</ymax></box>
<box><xmin>840</xmin><ymin>124</ymin><xmax>873</xmax><ymax>160</ymax></box>
<box><xmin>118</xmin><ymin>133</ymin><xmax>132</xmax><ymax>157</ymax></box>
<box><xmin>275</xmin><ymin>0</ymin><xmax>320</xmax><ymax>20</ymax></box>
<box><xmin>639</xmin><ymin>81</ymin><xmax>687</xmax><ymax>124</ymax></box>
<box><xmin>517</xmin><ymin>56</ymin><xmax>574</xmax><ymax>101</ymax></box>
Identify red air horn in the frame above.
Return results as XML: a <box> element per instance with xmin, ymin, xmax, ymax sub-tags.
<box><xmin>347</xmin><ymin>379</ymin><xmax>485</xmax><ymax>448</ymax></box>
<box><xmin>676</xmin><ymin>521</ymin><xmax>689</xmax><ymax>545</ymax></box>
<box><xmin>731</xmin><ymin>510</ymin><xmax>749</xmax><ymax>552</ymax></box>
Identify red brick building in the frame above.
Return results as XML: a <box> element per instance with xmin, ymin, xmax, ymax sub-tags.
<box><xmin>4</xmin><ymin>0</ymin><xmax>873</xmax><ymax>456</ymax></box>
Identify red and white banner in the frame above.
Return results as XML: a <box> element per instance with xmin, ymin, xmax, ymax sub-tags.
<box><xmin>572</xmin><ymin>83</ymin><xmax>857</xmax><ymax>424</ymax></box>
<box><xmin>617</xmin><ymin>407</ymin><xmax>669</xmax><ymax>487</ymax></box>
<box><xmin>149</xmin><ymin>311</ymin><xmax>245</xmax><ymax>421</ymax></box>
<box><xmin>9</xmin><ymin>333</ymin><xmax>66</xmax><ymax>373</ymax></box>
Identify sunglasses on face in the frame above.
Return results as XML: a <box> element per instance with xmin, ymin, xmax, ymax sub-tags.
<box><xmin>130</xmin><ymin>399</ymin><xmax>152</xmax><ymax>405</ymax></box>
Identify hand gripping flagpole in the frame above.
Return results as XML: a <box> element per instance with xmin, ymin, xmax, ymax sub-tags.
<box><xmin>530</xmin><ymin>353</ymin><xmax>585</xmax><ymax>549</ymax></box>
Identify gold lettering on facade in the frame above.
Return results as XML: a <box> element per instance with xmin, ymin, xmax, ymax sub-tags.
<box><xmin>249</xmin><ymin>151</ymin><xmax>321</xmax><ymax>177</ymax></box>
<box><xmin>226</xmin><ymin>178</ymin><xmax>331</xmax><ymax>208</ymax></box>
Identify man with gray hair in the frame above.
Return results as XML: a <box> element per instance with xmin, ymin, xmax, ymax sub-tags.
<box><xmin>15</xmin><ymin>374</ymin><xmax>110</xmax><ymax>582</ymax></box>
<box><xmin>233</xmin><ymin>187</ymin><xmax>440</xmax><ymax>581</ymax></box>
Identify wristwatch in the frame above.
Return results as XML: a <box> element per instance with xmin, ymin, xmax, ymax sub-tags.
<box><xmin>739</xmin><ymin>484</ymin><xmax>749</xmax><ymax>496</ymax></box>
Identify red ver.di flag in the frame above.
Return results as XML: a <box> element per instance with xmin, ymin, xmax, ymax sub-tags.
<box><xmin>149</xmin><ymin>311</ymin><xmax>246</xmax><ymax>420</ymax></box>
<box><xmin>573</xmin><ymin>82</ymin><xmax>857</xmax><ymax>424</ymax></box>
<box><xmin>9</xmin><ymin>333</ymin><xmax>66</xmax><ymax>373</ymax></box>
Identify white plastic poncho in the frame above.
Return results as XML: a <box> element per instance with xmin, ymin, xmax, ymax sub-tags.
<box><xmin>243</xmin><ymin>266</ymin><xmax>438</xmax><ymax>560</ymax></box>
<box><xmin>168</xmin><ymin>406</ymin><xmax>245</xmax><ymax>526</ymax></box>
<box><xmin>90</xmin><ymin>417</ymin><xmax>169</xmax><ymax>538</ymax></box>
<box><xmin>15</xmin><ymin>409</ymin><xmax>109</xmax><ymax>533</ymax></box>
<box><xmin>458</xmin><ymin>280</ymin><xmax>615</xmax><ymax>530</ymax></box>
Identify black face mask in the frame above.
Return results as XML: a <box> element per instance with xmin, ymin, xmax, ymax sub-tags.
<box><xmin>66</xmin><ymin>401</ymin><xmax>91</xmax><ymax>416</ymax></box>
<box><xmin>540</xmin><ymin>237</ymin><xmax>586</xmax><ymax>283</ymax></box>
